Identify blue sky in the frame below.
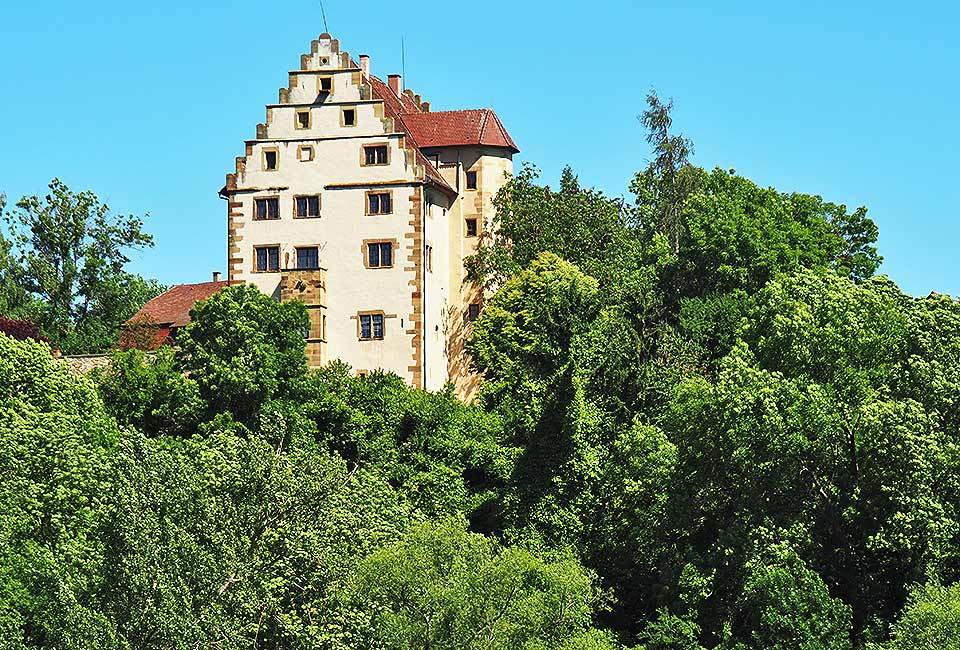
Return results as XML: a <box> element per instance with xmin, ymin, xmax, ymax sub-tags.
<box><xmin>1</xmin><ymin>1</ymin><xmax>957</xmax><ymax>296</ymax></box>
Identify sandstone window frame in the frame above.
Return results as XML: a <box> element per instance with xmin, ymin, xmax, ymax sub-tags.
<box><xmin>294</xmin><ymin>194</ymin><xmax>321</xmax><ymax>219</ymax></box>
<box><xmin>465</xmin><ymin>170</ymin><xmax>478</xmax><ymax>190</ymax></box>
<box><xmin>253</xmin><ymin>196</ymin><xmax>280</xmax><ymax>221</ymax></box>
<box><xmin>465</xmin><ymin>218</ymin><xmax>478</xmax><ymax>237</ymax></box>
<box><xmin>295</xmin><ymin>245</ymin><xmax>321</xmax><ymax>270</ymax></box>
<box><xmin>297</xmin><ymin>145</ymin><xmax>315</xmax><ymax>162</ymax></box>
<box><xmin>357</xmin><ymin>311</ymin><xmax>386</xmax><ymax>340</ymax></box>
<box><xmin>365</xmin><ymin>190</ymin><xmax>394</xmax><ymax>215</ymax></box>
<box><xmin>361</xmin><ymin>143</ymin><xmax>390</xmax><ymax>167</ymax></box>
<box><xmin>253</xmin><ymin>244</ymin><xmax>281</xmax><ymax>273</ymax></box>
<box><xmin>362</xmin><ymin>239</ymin><xmax>396</xmax><ymax>269</ymax></box>
<box><xmin>317</xmin><ymin>75</ymin><xmax>334</xmax><ymax>95</ymax></box>
<box><xmin>262</xmin><ymin>147</ymin><xmax>279</xmax><ymax>171</ymax></box>
<box><xmin>294</xmin><ymin>109</ymin><xmax>312</xmax><ymax>130</ymax></box>
<box><xmin>341</xmin><ymin>107</ymin><xmax>357</xmax><ymax>127</ymax></box>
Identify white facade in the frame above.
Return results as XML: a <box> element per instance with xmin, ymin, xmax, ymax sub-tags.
<box><xmin>221</xmin><ymin>34</ymin><xmax>515</xmax><ymax>396</ymax></box>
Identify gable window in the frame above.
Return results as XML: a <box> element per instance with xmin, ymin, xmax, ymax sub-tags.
<box><xmin>359</xmin><ymin>313</ymin><xmax>384</xmax><ymax>340</ymax></box>
<box><xmin>425</xmin><ymin>244</ymin><xmax>433</xmax><ymax>273</ymax></box>
<box><xmin>465</xmin><ymin>218</ymin><xmax>478</xmax><ymax>237</ymax></box>
<box><xmin>366</xmin><ymin>242</ymin><xmax>393</xmax><ymax>268</ymax></box>
<box><xmin>297</xmin><ymin>145</ymin><xmax>314</xmax><ymax>162</ymax></box>
<box><xmin>367</xmin><ymin>192</ymin><xmax>392</xmax><ymax>215</ymax></box>
<box><xmin>363</xmin><ymin>144</ymin><xmax>389</xmax><ymax>166</ymax></box>
<box><xmin>296</xmin><ymin>246</ymin><xmax>320</xmax><ymax>269</ymax></box>
<box><xmin>342</xmin><ymin>107</ymin><xmax>356</xmax><ymax>127</ymax></box>
<box><xmin>254</xmin><ymin>197</ymin><xmax>280</xmax><ymax>220</ymax></box>
<box><xmin>468</xmin><ymin>303</ymin><xmax>481</xmax><ymax>321</ymax></box>
<box><xmin>465</xmin><ymin>170</ymin><xmax>478</xmax><ymax>190</ymax></box>
<box><xmin>318</xmin><ymin>76</ymin><xmax>333</xmax><ymax>94</ymax></box>
<box><xmin>295</xmin><ymin>195</ymin><xmax>321</xmax><ymax>218</ymax></box>
<box><xmin>295</xmin><ymin>110</ymin><xmax>311</xmax><ymax>129</ymax></box>
<box><xmin>263</xmin><ymin>148</ymin><xmax>278</xmax><ymax>171</ymax></box>
<box><xmin>255</xmin><ymin>245</ymin><xmax>280</xmax><ymax>272</ymax></box>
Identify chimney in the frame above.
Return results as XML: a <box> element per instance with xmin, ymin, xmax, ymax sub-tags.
<box><xmin>422</xmin><ymin>101</ymin><xmax>430</xmax><ymax>112</ymax></box>
<box><xmin>212</xmin><ymin>271</ymin><xmax>222</xmax><ymax>282</ymax></box>
<box><xmin>388</xmin><ymin>74</ymin><xmax>401</xmax><ymax>96</ymax></box>
<box><xmin>359</xmin><ymin>54</ymin><xmax>370</xmax><ymax>78</ymax></box>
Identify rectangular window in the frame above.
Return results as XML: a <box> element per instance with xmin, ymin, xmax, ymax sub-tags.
<box><xmin>468</xmin><ymin>303</ymin><xmax>480</xmax><ymax>321</ymax></box>
<box><xmin>359</xmin><ymin>313</ymin><xmax>384</xmax><ymax>340</ymax></box>
<box><xmin>297</xmin><ymin>145</ymin><xmax>314</xmax><ymax>162</ymax></box>
<box><xmin>367</xmin><ymin>192</ymin><xmax>392</xmax><ymax>215</ymax></box>
<box><xmin>363</xmin><ymin>145</ymin><xmax>389</xmax><ymax>166</ymax></box>
<box><xmin>295</xmin><ymin>195</ymin><xmax>321</xmax><ymax>218</ymax></box>
<box><xmin>465</xmin><ymin>218</ymin><xmax>478</xmax><ymax>237</ymax></box>
<box><xmin>342</xmin><ymin>107</ymin><xmax>356</xmax><ymax>126</ymax></box>
<box><xmin>296</xmin><ymin>246</ymin><xmax>319</xmax><ymax>269</ymax></box>
<box><xmin>255</xmin><ymin>197</ymin><xmax>280</xmax><ymax>220</ymax></box>
<box><xmin>367</xmin><ymin>242</ymin><xmax>393</xmax><ymax>268</ymax></box>
<box><xmin>263</xmin><ymin>149</ymin><xmax>278</xmax><ymax>171</ymax></box>
<box><xmin>255</xmin><ymin>246</ymin><xmax>280</xmax><ymax>272</ymax></box>
<box><xmin>425</xmin><ymin>244</ymin><xmax>433</xmax><ymax>273</ymax></box>
<box><xmin>295</xmin><ymin>110</ymin><xmax>311</xmax><ymax>129</ymax></box>
<box><xmin>466</xmin><ymin>170</ymin><xmax>478</xmax><ymax>190</ymax></box>
<box><xmin>318</xmin><ymin>76</ymin><xmax>333</xmax><ymax>93</ymax></box>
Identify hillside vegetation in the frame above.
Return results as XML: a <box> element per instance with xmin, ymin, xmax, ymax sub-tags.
<box><xmin>2</xmin><ymin>94</ymin><xmax>959</xmax><ymax>649</ymax></box>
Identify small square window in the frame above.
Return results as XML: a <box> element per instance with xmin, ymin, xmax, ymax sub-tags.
<box><xmin>296</xmin><ymin>246</ymin><xmax>319</xmax><ymax>269</ymax></box>
<box><xmin>254</xmin><ymin>197</ymin><xmax>280</xmax><ymax>220</ymax></box>
<box><xmin>255</xmin><ymin>246</ymin><xmax>280</xmax><ymax>272</ymax></box>
<box><xmin>263</xmin><ymin>149</ymin><xmax>278</xmax><ymax>171</ymax></box>
<box><xmin>318</xmin><ymin>76</ymin><xmax>333</xmax><ymax>93</ymax></box>
<box><xmin>468</xmin><ymin>303</ymin><xmax>480</xmax><ymax>321</ymax></box>
<box><xmin>367</xmin><ymin>192</ymin><xmax>392</xmax><ymax>215</ymax></box>
<box><xmin>466</xmin><ymin>170</ymin><xmax>478</xmax><ymax>190</ymax></box>
<box><xmin>295</xmin><ymin>195</ymin><xmax>321</xmax><ymax>218</ymax></box>
<box><xmin>297</xmin><ymin>145</ymin><xmax>314</xmax><ymax>162</ymax></box>
<box><xmin>359</xmin><ymin>313</ymin><xmax>384</xmax><ymax>340</ymax></box>
<box><xmin>342</xmin><ymin>108</ymin><xmax>356</xmax><ymax>126</ymax></box>
<box><xmin>367</xmin><ymin>242</ymin><xmax>393</xmax><ymax>268</ymax></box>
<box><xmin>363</xmin><ymin>145</ymin><xmax>389</xmax><ymax>166</ymax></box>
<box><xmin>465</xmin><ymin>218</ymin><xmax>478</xmax><ymax>237</ymax></box>
<box><xmin>295</xmin><ymin>110</ymin><xmax>311</xmax><ymax>129</ymax></box>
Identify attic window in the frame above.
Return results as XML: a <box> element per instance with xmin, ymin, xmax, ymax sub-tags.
<box><xmin>263</xmin><ymin>149</ymin><xmax>278</xmax><ymax>171</ymax></box>
<box><xmin>318</xmin><ymin>76</ymin><xmax>333</xmax><ymax>93</ymax></box>
<box><xmin>466</xmin><ymin>170</ymin><xmax>478</xmax><ymax>190</ymax></box>
<box><xmin>319</xmin><ymin>57</ymin><xmax>329</xmax><ymax>65</ymax></box>
<box><xmin>295</xmin><ymin>110</ymin><xmax>311</xmax><ymax>129</ymax></box>
<box><xmin>342</xmin><ymin>107</ymin><xmax>356</xmax><ymax>127</ymax></box>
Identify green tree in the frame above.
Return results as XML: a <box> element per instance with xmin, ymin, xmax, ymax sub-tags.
<box><xmin>883</xmin><ymin>582</ymin><xmax>960</xmax><ymax>650</ymax></box>
<box><xmin>175</xmin><ymin>283</ymin><xmax>309</xmax><ymax>426</ymax></box>
<box><xmin>1</xmin><ymin>179</ymin><xmax>163</xmax><ymax>353</ymax></box>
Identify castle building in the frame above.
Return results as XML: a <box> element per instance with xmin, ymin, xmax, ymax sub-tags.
<box><xmin>219</xmin><ymin>33</ymin><xmax>517</xmax><ymax>397</ymax></box>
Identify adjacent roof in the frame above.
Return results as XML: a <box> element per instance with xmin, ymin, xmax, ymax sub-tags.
<box><xmin>126</xmin><ymin>281</ymin><xmax>227</xmax><ymax>328</ymax></box>
<box><xmin>402</xmin><ymin>110</ymin><xmax>519</xmax><ymax>153</ymax></box>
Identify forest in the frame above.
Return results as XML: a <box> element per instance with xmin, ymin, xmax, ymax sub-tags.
<box><xmin>1</xmin><ymin>95</ymin><xmax>959</xmax><ymax>649</ymax></box>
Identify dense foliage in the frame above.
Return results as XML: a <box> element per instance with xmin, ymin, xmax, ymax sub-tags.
<box><xmin>0</xmin><ymin>180</ymin><xmax>163</xmax><ymax>353</ymax></box>
<box><xmin>2</xmin><ymin>94</ymin><xmax>957</xmax><ymax>648</ymax></box>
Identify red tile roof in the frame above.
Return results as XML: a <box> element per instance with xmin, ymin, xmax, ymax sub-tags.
<box><xmin>402</xmin><ymin>110</ymin><xmax>519</xmax><ymax>153</ymax></box>
<box><xmin>126</xmin><ymin>281</ymin><xmax>227</xmax><ymax>328</ymax></box>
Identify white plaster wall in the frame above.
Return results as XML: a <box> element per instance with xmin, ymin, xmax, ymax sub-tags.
<box><xmin>423</xmin><ymin>189</ymin><xmax>453</xmax><ymax>391</ymax></box>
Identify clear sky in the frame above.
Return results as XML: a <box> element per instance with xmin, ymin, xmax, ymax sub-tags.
<box><xmin>1</xmin><ymin>1</ymin><xmax>957</xmax><ymax>296</ymax></box>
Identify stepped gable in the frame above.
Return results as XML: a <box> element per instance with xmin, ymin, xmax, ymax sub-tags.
<box><xmin>127</xmin><ymin>281</ymin><xmax>227</xmax><ymax>328</ymax></box>
<box><xmin>365</xmin><ymin>74</ymin><xmax>455</xmax><ymax>195</ymax></box>
<box><xmin>402</xmin><ymin>109</ymin><xmax>519</xmax><ymax>153</ymax></box>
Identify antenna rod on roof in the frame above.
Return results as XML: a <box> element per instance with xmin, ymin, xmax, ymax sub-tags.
<box><xmin>319</xmin><ymin>0</ymin><xmax>329</xmax><ymax>34</ymax></box>
<box><xmin>401</xmin><ymin>36</ymin><xmax>406</xmax><ymax>91</ymax></box>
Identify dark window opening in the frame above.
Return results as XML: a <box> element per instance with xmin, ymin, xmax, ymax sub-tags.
<box><xmin>465</xmin><ymin>218</ymin><xmax>478</xmax><ymax>237</ymax></box>
<box><xmin>319</xmin><ymin>77</ymin><xmax>333</xmax><ymax>93</ymax></box>
<box><xmin>255</xmin><ymin>198</ymin><xmax>280</xmax><ymax>220</ymax></box>
<box><xmin>367</xmin><ymin>242</ymin><xmax>393</xmax><ymax>268</ymax></box>
<box><xmin>360</xmin><ymin>313</ymin><xmax>384</xmax><ymax>340</ymax></box>
<box><xmin>468</xmin><ymin>303</ymin><xmax>480</xmax><ymax>321</ymax></box>
<box><xmin>343</xmin><ymin>108</ymin><xmax>356</xmax><ymax>126</ymax></box>
<box><xmin>255</xmin><ymin>246</ymin><xmax>280</xmax><ymax>272</ymax></box>
<box><xmin>466</xmin><ymin>170</ymin><xmax>478</xmax><ymax>190</ymax></box>
<box><xmin>364</xmin><ymin>145</ymin><xmax>388</xmax><ymax>165</ymax></box>
<box><xmin>296</xmin><ymin>195</ymin><xmax>320</xmax><ymax>218</ymax></box>
<box><xmin>368</xmin><ymin>192</ymin><xmax>392</xmax><ymax>215</ymax></box>
<box><xmin>425</xmin><ymin>244</ymin><xmax>433</xmax><ymax>273</ymax></box>
<box><xmin>297</xmin><ymin>247</ymin><xmax>319</xmax><ymax>269</ymax></box>
<box><xmin>264</xmin><ymin>150</ymin><xmax>278</xmax><ymax>170</ymax></box>
<box><xmin>296</xmin><ymin>111</ymin><xmax>310</xmax><ymax>129</ymax></box>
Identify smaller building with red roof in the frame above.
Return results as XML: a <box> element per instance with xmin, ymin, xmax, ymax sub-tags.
<box><xmin>122</xmin><ymin>278</ymin><xmax>227</xmax><ymax>349</ymax></box>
